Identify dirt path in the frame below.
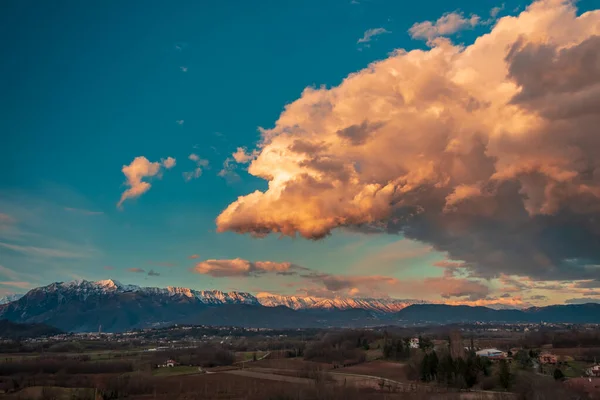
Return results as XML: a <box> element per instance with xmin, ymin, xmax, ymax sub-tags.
<box><xmin>223</xmin><ymin>369</ymin><xmax>315</xmax><ymax>385</ymax></box>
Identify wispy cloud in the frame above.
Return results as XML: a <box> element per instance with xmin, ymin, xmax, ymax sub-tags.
<box><xmin>490</xmin><ymin>4</ymin><xmax>504</xmax><ymax>18</ymax></box>
<box><xmin>64</xmin><ymin>207</ymin><xmax>103</xmax><ymax>216</ymax></box>
<box><xmin>409</xmin><ymin>11</ymin><xmax>479</xmax><ymax>41</ymax></box>
<box><xmin>183</xmin><ymin>153</ymin><xmax>210</xmax><ymax>182</ymax></box>
<box><xmin>180</xmin><ymin>66</ymin><xmax>188</xmax><ymax>72</ymax></box>
<box><xmin>218</xmin><ymin>158</ymin><xmax>240</xmax><ymax>183</ymax></box>
<box><xmin>188</xmin><ymin>254</ymin><xmax>200</xmax><ymax>259</ymax></box>
<box><xmin>0</xmin><ymin>265</ymin><xmax>20</xmax><ymax>280</ymax></box>
<box><xmin>0</xmin><ymin>281</ymin><xmax>31</xmax><ymax>289</ymax></box>
<box><xmin>127</xmin><ymin>268</ymin><xmax>145</xmax><ymax>273</ymax></box>
<box><xmin>176</xmin><ymin>119</ymin><xmax>185</xmax><ymax>125</ymax></box>
<box><xmin>103</xmin><ymin>266</ymin><xmax>115</xmax><ymax>270</ymax></box>
<box><xmin>357</xmin><ymin>28</ymin><xmax>390</xmax><ymax>44</ymax></box>
<box><xmin>147</xmin><ymin>269</ymin><xmax>160</xmax><ymax>277</ymax></box>
<box><xmin>0</xmin><ymin>213</ymin><xmax>16</xmax><ymax>226</ymax></box>
<box><xmin>0</xmin><ymin>242</ymin><xmax>93</xmax><ymax>259</ymax></box>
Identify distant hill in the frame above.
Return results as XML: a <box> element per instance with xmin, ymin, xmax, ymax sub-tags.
<box><xmin>395</xmin><ymin>303</ymin><xmax>600</xmax><ymax>324</ymax></box>
<box><xmin>1</xmin><ymin>279</ymin><xmax>599</xmax><ymax>332</ymax></box>
<box><xmin>0</xmin><ymin>320</ymin><xmax>63</xmax><ymax>339</ymax></box>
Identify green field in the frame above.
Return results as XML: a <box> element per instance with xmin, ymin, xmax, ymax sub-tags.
<box><xmin>152</xmin><ymin>365</ymin><xmax>203</xmax><ymax>376</ymax></box>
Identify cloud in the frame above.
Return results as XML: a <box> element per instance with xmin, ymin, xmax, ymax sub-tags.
<box><xmin>183</xmin><ymin>153</ymin><xmax>210</xmax><ymax>182</ymax></box>
<box><xmin>127</xmin><ymin>268</ymin><xmax>145</xmax><ymax>273</ymax></box>
<box><xmin>64</xmin><ymin>207</ymin><xmax>103</xmax><ymax>216</ymax></box>
<box><xmin>529</xmin><ymin>294</ymin><xmax>548</xmax><ymax>300</ymax></box>
<box><xmin>0</xmin><ymin>213</ymin><xmax>16</xmax><ymax>227</ymax></box>
<box><xmin>0</xmin><ymin>281</ymin><xmax>31</xmax><ymax>289</ymax></box>
<box><xmin>574</xmin><ymin>279</ymin><xmax>600</xmax><ymax>288</ymax></box>
<box><xmin>0</xmin><ymin>242</ymin><xmax>92</xmax><ymax>259</ymax></box>
<box><xmin>162</xmin><ymin>157</ymin><xmax>176</xmax><ymax>169</ymax></box>
<box><xmin>490</xmin><ymin>4</ymin><xmax>505</xmax><ymax>18</ymax></box>
<box><xmin>193</xmin><ymin>258</ymin><xmax>308</xmax><ymax>278</ymax></box>
<box><xmin>232</xmin><ymin>148</ymin><xmax>256</xmax><ymax>164</ymax></box>
<box><xmin>176</xmin><ymin>120</ymin><xmax>185</xmax><ymax>125</ymax></box>
<box><xmin>409</xmin><ymin>11</ymin><xmax>479</xmax><ymax>41</ymax></box>
<box><xmin>180</xmin><ymin>66</ymin><xmax>188</xmax><ymax>72</ymax></box>
<box><xmin>188</xmin><ymin>254</ymin><xmax>200</xmax><ymax>259</ymax></box>
<box><xmin>565</xmin><ymin>297</ymin><xmax>600</xmax><ymax>304</ymax></box>
<box><xmin>147</xmin><ymin>269</ymin><xmax>160</xmax><ymax>277</ymax></box>
<box><xmin>103</xmin><ymin>266</ymin><xmax>115</xmax><ymax>270</ymax></box>
<box><xmin>217</xmin><ymin>0</ymin><xmax>600</xmax><ymax>283</ymax></box>
<box><xmin>0</xmin><ymin>265</ymin><xmax>19</xmax><ymax>280</ymax></box>
<box><xmin>357</xmin><ymin>28</ymin><xmax>390</xmax><ymax>44</ymax></box>
<box><xmin>117</xmin><ymin>156</ymin><xmax>175</xmax><ymax>208</ymax></box>
<box><xmin>218</xmin><ymin>158</ymin><xmax>240</xmax><ymax>182</ymax></box>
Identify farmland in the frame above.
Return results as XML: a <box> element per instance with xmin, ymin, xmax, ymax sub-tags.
<box><xmin>1</xmin><ymin>324</ymin><xmax>599</xmax><ymax>399</ymax></box>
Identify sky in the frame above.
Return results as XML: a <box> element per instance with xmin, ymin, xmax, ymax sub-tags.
<box><xmin>1</xmin><ymin>0</ymin><xmax>600</xmax><ymax>307</ymax></box>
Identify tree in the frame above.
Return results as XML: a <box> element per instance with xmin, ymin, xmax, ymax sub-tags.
<box><xmin>498</xmin><ymin>359</ymin><xmax>511</xmax><ymax>390</ymax></box>
<box><xmin>515</xmin><ymin>349</ymin><xmax>532</xmax><ymax>369</ymax></box>
<box><xmin>553</xmin><ymin>368</ymin><xmax>564</xmax><ymax>381</ymax></box>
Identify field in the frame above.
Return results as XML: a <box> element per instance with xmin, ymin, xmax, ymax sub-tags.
<box><xmin>152</xmin><ymin>365</ymin><xmax>202</xmax><ymax>376</ymax></box>
<box><xmin>334</xmin><ymin>360</ymin><xmax>408</xmax><ymax>381</ymax></box>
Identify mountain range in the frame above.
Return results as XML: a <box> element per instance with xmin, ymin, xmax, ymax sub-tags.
<box><xmin>1</xmin><ymin>279</ymin><xmax>599</xmax><ymax>332</ymax></box>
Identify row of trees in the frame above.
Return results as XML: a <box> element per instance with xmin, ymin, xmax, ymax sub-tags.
<box><xmin>416</xmin><ymin>350</ymin><xmax>493</xmax><ymax>389</ymax></box>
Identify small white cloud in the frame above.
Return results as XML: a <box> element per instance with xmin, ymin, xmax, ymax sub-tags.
<box><xmin>490</xmin><ymin>4</ymin><xmax>504</xmax><ymax>18</ymax></box>
<box><xmin>162</xmin><ymin>157</ymin><xmax>176</xmax><ymax>169</ymax></box>
<box><xmin>176</xmin><ymin>120</ymin><xmax>184</xmax><ymax>125</ymax></box>
<box><xmin>409</xmin><ymin>11</ymin><xmax>479</xmax><ymax>42</ymax></box>
<box><xmin>218</xmin><ymin>158</ymin><xmax>240</xmax><ymax>183</ymax></box>
<box><xmin>232</xmin><ymin>147</ymin><xmax>257</xmax><ymax>164</ymax></box>
<box><xmin>357</xmin><ymin>28</ymin><xmax>390</xmax><ymax>44</ymax></box>
<box><xmin>183</xmin><ymin>153</ymin><xmax>210</xmax><ymax>182</ymax></box>
<box><xmin>117</xmin><ymin>156</ymin><xmax>175</xmax><ymax>209</ymax></box>
<box><xmin>180</xmin><ymin>66</ymin><xmax>188</xmax><ymax>72</ymax></box>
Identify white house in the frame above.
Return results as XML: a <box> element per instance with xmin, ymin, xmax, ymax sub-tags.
<box><xmin>476</xmin><ymin>348</ymin><xmax>506</xmax><ymax>359</ymax></box>
<box><xmin>586</xmin><ymin>365</ymin><xmax>600</xmax><ymax>377</ymax></box>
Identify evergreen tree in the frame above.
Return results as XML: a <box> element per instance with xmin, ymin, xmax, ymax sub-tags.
<box><xmin>498</xmin><ymin>359</ymin><xmax>511</xmax><ymax>390</ymax></box>
<box><xmin>553</xmin><ymin>368</ymin><xmax>565</xmax><ymax>381</ymax></box>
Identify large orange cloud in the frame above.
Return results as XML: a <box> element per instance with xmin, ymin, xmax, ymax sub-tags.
<box><xmin>217</xmin><ymin>0</ymin><xmax>600</xmax><ymax>282</ymax></box>
<box><xmin>193</xmin><ymin>258</ymin><xmax>308</xmax><ymax>277</ymax></box>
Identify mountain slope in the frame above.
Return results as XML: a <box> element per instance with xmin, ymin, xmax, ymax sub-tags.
<box><xmin>395</xmin><ymin>303</ymin><xmax>600</xmax><ymax>324</ymax></box>
<box><xmin>255</xmin><ymin>292</ymin><xmax>426</xmax><ymax>312</ymax></box>
<box><xmin>0</xmin><ymin>294</ymin><xmax>24</xmax><ymax>305</ymax></box>
<box><xmin>0</xmin><ymin>320</ymin><xmax>63</xmax><ymax>339</ymax></box>
<box><xmin>2</xmin><ymin>280</ymin><xmax>600</xmax><ymax>332</ymax></box>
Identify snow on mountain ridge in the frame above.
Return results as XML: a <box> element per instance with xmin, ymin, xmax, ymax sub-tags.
<box><xmin>0</xmin><ymin>294</ymin><xmax>24</xmax><ymax>305</ymax></box>
<box><xmin>22</xmin><ymin>280</ymin><xmax>426</xmax><ymax>312</ymax></box>
<box><xmin>256</xmin><ymin>292</ymin><xmax>427</xmax><ymax>312</ymax></box>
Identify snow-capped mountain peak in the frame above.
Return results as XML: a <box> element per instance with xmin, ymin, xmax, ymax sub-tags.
<box><xmin>255</xmin><ymin>292</ymin><xmax>427</xmax><ymax>312</ymax></box>
<box><xmin>0</xmin><ymin>294</ymin><xmax>24</xmax><ymax>305</ymax></box>
<box><xmin>8</xmin><ymin>279</ymin><xmax>426</xmax><ymax>313</ymax></box>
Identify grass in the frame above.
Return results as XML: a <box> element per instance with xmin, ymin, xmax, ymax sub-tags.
<box><xmin>236</xmin><ymin>351</ymin><xmax>267</xmax><ymax>361</ymax></box>
<box><xmin>152</xmin><ymin>365</ymin><xmax>203</xmax><ymax>376</ymax></box>
<box><xmin>563</xmin><ymin>361</ymin><xmax>588</xmax><ymax>378</ymax></box>
<box><xmin>4</xmin><ymin>386</ymin><xmax>95</xmax><ymax>400</ymax></box>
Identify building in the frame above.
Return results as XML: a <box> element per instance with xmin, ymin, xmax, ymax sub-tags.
<box><xmin>539</xmin><ymin>352</ymin><xmax>558</xmax><ymax>365</ymax></box>
<box><xmin>159</xmin><ymin>359</ymin><xmax>177</xmax><ymax>368</ymax></box>
<box><xmin>409</xmin><ymin>338</ymin><xmax>420</xmax><ymax>349</ymax></box>
<box><xmin>587</xmin><ymin>365</ymin><xmax>600</xmax><ymax>377</ymax></box>
<box><xmin>476</xmin><ymin>348</ymin><xmax>507</xmax><ymax>360</ymax></box>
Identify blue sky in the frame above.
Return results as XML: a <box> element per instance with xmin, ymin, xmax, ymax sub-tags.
<box><xmin>2</xmin><ymin>0</ymin><xmax>599</xmax><ymax>305</ymax></box>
